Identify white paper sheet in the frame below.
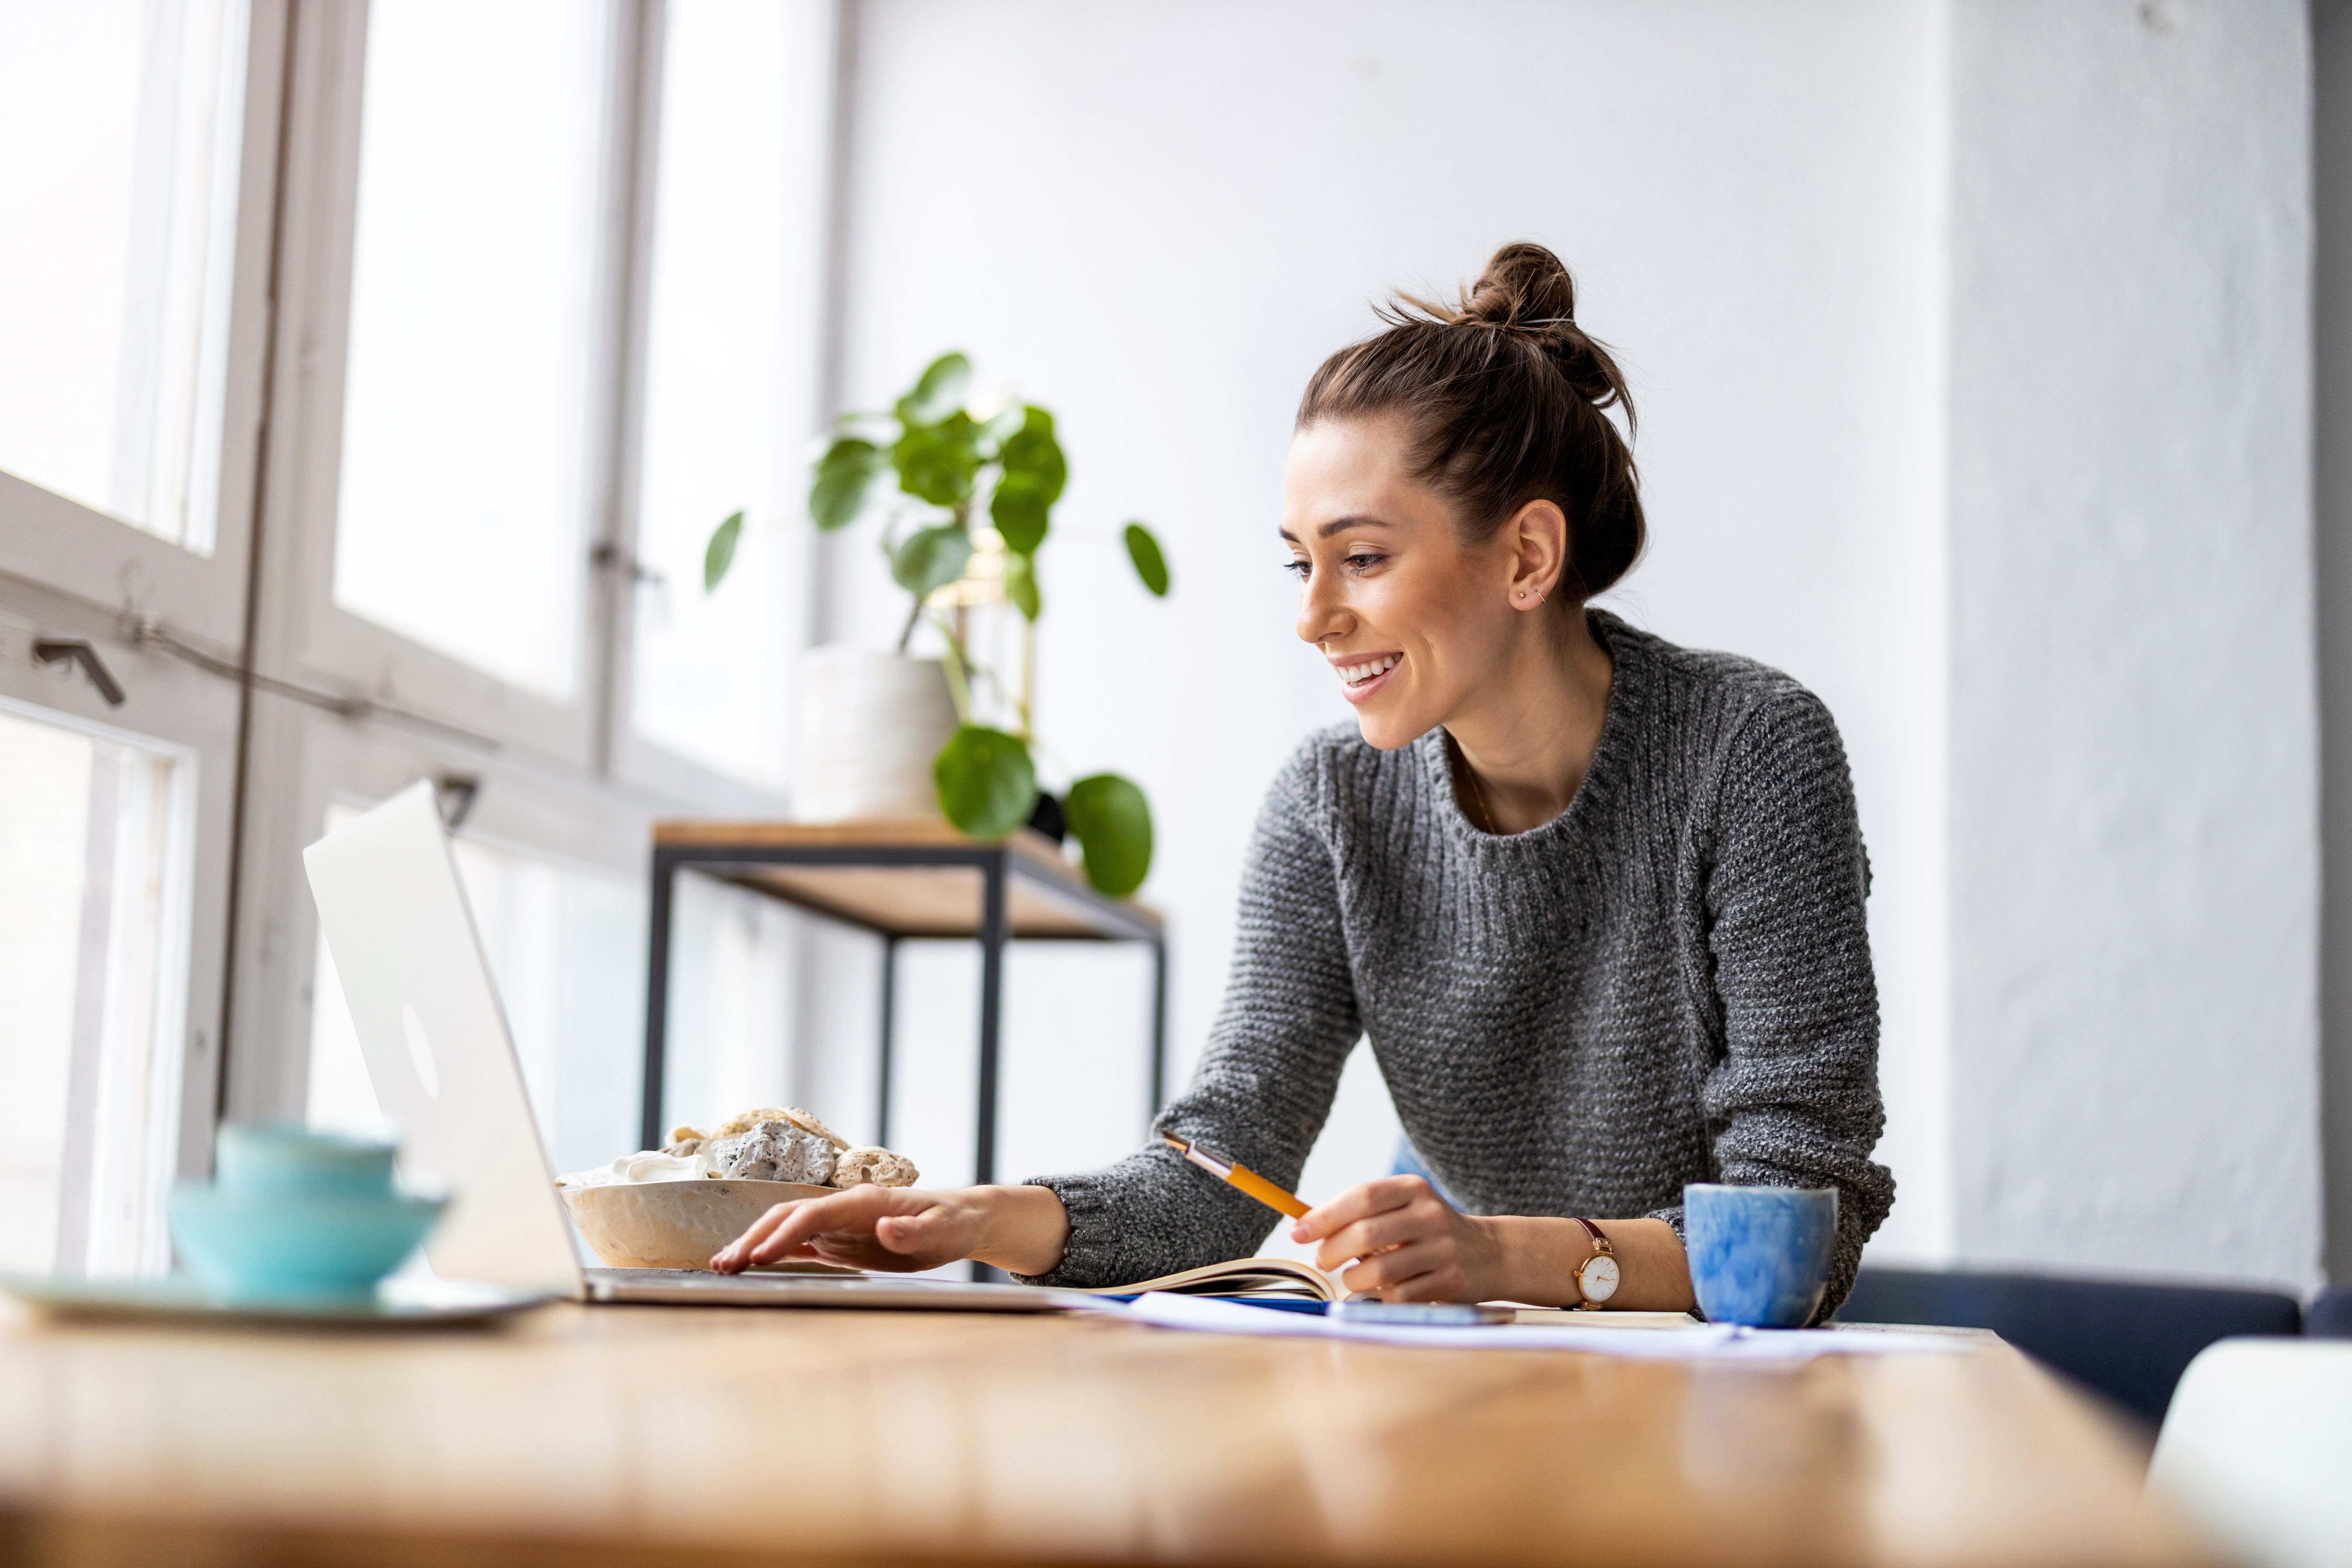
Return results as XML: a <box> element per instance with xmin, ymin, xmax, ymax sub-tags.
<box><xmin>1120</xmin><ymin>1293</ymin><xmax>1970</xmax><ymax>1360</ymax></box>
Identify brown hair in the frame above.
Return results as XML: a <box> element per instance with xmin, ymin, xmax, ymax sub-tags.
<box><xmin>1295</xmin><ymin>242</ymin><xmax>1644</xmax><ymax>600</ymax></box>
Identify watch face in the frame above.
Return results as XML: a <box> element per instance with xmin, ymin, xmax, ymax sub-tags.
<box><xmin>1580</xmin><ymin>1254</ymin><xmax>1621</xmax><ymax>1303</ymax></box>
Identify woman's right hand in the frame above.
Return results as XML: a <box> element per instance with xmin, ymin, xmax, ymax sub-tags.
<box><xmin>708</xmin><ymin>1183</ymin><xmax>1070</xmax><ymax>1277</ymax></box>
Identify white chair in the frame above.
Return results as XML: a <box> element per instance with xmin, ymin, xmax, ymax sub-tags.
<box><xmin>2148</xmin><ymin>1337</ymin><xmax>2352</xmax><ymax>1568</ymax></box>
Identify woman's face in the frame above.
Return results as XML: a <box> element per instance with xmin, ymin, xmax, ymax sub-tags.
<box><xmin>1282</xmin><ymin>414</ymin><xmax>1524</xmax><ymax>751</ymax></box>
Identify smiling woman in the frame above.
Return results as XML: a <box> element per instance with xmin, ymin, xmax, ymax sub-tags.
<box><xmin>709</xmin><ymin>245</ymin><xmax>1895</xmax><ymax>1320</ymax></box>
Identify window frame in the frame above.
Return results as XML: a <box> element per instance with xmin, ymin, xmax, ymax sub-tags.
<box><xmin>256</xmin><ymin>0</ymin><xmax>635</xmax><ymax>768</ymax></box>
<box><xmin>0</xmin><ymin>0</ymin><xmax>286</xmax><ymax>657</ymax></box>
<box><xmin>225</xmin><ymin>0</ymin><xmax>831</xmax><ymax>1124</ymax></box>
<box><xmin>1</xmin><ymin>0</ymin><xmax>840</xmax><ymax>1170</ymax></box>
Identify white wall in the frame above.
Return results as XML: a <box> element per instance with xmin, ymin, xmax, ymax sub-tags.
<box><xmin>821</xmin><ymin>0</ymin><xmax>2327</xmax><ymax>1287</ymax></box>
<box><xmin>830</xmin><ymin>0</ymin><xmax>1953</xmax><ymax>1246</ymax></box>
<box><xmin>1947</xmin><ymin>0</ymin><xmax>2319</xmax><ymax>1288</ymax></box>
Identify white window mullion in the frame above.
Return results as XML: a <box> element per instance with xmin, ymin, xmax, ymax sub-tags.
<box><xmin>586</xmin><ymin>0</ymin><xmax>664</xmax><ymax>781</ymax></box>
<box><xmin>610</xmin><ymin>0</ymin><xmax>838</xmax><ymax>810</ymax></box>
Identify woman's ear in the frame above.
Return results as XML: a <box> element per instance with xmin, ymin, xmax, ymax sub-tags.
<box><xmin>1505</xmin><ymin>499</ymin><xmax>1568</xmax><ymax>610</ymax></box>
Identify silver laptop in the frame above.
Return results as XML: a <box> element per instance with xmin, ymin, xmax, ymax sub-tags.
<box><xmin>301</xmin><ymin>780</ymin><xmax>1083</xmax><ymax>1312</ymax></box>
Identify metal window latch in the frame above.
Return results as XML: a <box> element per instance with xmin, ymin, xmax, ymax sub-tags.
<box><xmin>34</xmin><ymin>640</ymin><xmax>126</xmax><ymax>707</ymax></box>
<box><xmin>589</xmin><ymin>542</ymin><xmax>665</xmax><ymax>587</ymax></box>
<box><xmin>433</xmin><ymin>772</ymin><xmax>480</xmax><ymax>830</ymax></box>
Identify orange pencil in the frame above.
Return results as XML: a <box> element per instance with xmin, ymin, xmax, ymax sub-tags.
<box><xmin>1160</xmin><ymin>1132</ymin><xmax>1311</xmax><ymax>1220</ymax></box>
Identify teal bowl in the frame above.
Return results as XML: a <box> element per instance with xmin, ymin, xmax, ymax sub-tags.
<box><xmin>215</xmin><ymin>1123</ymin><xmax>398</xmax><ymax>1200</ymax></box>
<box><xmin>168</xmin><ymin>1185</ymin><xmax>446</xmax><ymax>1304</ymax></box>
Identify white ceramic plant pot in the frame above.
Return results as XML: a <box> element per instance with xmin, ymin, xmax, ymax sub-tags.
<box><xmin>791</xmin><ymin>645</ymin><xmax>960</xmax><ymax>823</ymax></box>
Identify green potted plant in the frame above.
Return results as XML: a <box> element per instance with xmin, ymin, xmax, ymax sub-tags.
<box><xmin>705</xmin><ymin>352</ymin><xmax>1168</xmax><ymax>898</ymax></box>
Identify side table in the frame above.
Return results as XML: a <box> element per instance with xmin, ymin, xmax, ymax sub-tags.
<box><xmin>642</xmin><ymin>819</ymin><xmax>1168</xmax><ymax>1186</ymax></box>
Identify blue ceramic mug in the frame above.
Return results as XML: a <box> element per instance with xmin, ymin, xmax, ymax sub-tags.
<box><xmin>1684</xmin><ymin>1183</ymin><xmax>1838</xmax><ymax>1328</ymax></box>
<box><xmin>169</xmin><ymin>1124</ymin><xmax>444</xmax><ymax>1303</ymax></box>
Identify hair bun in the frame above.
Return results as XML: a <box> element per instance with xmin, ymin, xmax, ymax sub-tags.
<box><xmin>1297</xmin><ymin>241</ymin><xmax>1646</xmax><ymax>601</ymax></box>
<box><xmin>1459</xmin><ymin>241</ymin><xmax>1578</xmax><ymax>331</ymax></box>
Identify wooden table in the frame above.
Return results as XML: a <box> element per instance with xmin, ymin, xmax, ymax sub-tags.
<box><xmin>0</xmin><ymin>1299</ymin><xmax>2212</xmax><ymax>1568</ymax></box>
<box><xmin>644</xmin><ymin>820</ymin><xmax>1168</xmax><ymax>1181</ymax></box>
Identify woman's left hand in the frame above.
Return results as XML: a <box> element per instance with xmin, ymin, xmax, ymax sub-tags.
<box><xmin>1290</xmin><ymin>1175</ymin><xmax>1505</xmax><ymax>1302</ymax></box>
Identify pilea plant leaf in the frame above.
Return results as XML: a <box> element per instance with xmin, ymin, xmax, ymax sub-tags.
<box><xmin>893</xmin><ymin>411</ymin><xmax>981</xmax><ymax>506</ymax></box>
<box><xmin>981</xmin><ymin>403</ymin><xmax>1027</xmax><ymax>450</ymax></box>
<box><xmin>704</xmin><ymin>510</ymin><xmax>744</xmax><ymax>592</ymax></box>
<box><xmin>810</xmin><ymin>439</ymin><xmax>883</xmax><ymax>531</ymax></box>
<box><xmin>1124</xmin><ymin>522</ymin><xmax>1170</xmax><ymax>597</ymax></box>
<box><xmin>997</xmin><ymin>405</ymin><xmax>1066</xmax><ymax>504</ymax></box>
<box><xmin>990</xmin><ymin>470</ymin><xmax>1052</xmax><ymax>555</ymax></box>
<box><xmin>891</xmin><ymin>525</ymin><xmax>974</xmax><ymax>598</ymax></box>
<box><xmin>897</xmin><ymin>351</ymin><xmax>972</xmax><ymax>426</ymax></box>
<box><xmin>1064</xmin><ymin>772</ymin><xmax>1154</xmax><ymax>896</ymax></box>
<box><xmin>934</xmin><ymin>725</ymin><xmax>1038</xmax><ymax>841</ymax></box>
<box><xmin>1004</xmin><ymin>550</ymin><xmax>1041</xmax><ymax>621</ymax></box>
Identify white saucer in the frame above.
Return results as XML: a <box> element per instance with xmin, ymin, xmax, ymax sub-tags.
<box><xmin>0</xmin><ymin>1273</ymin><xmax>556</xmax><ymax>1327</ymax></box>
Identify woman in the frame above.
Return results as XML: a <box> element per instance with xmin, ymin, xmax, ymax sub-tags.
<box><xmin>714</xmin><ymin>243</ymin><xmax>1894</xmax><ymax>1316</ymax></box>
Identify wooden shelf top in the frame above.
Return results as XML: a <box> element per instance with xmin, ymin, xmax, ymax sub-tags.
<box><xmin>652</xmin><ymin>817</ymin><xmax>1162</xmax><ymax>940</ymax></box>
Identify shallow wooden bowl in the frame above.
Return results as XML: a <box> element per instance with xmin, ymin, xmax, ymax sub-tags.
<box><xmin>560</xmin><ymin>1179</ymin><xmax>836</xmax><ymax>1271</ymax></box>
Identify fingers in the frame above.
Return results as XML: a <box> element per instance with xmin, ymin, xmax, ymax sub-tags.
<box><xmin>711</xmin><ymin>1185</ymin><xmax>901</xmax><ymax>1272</ymax></box>
<box><xmin>1312</xmin><ymin>1203</ymin><xmax>1441</xmax><ymax>1274</ymax></box>
<box><xmin>748</xmin><ymin>1186</ymin><xmax>915</xmax><ymax>1265</ymax></box>
<box><xmin>1310</xmin><ymin>1190</ymin><xmax>1452</xmax><ymax>1274</ymax></box>
<box><xmin>1290</xmin><ymin>1175</ymin><xmax>1430</xmax><ymax>1245</ymax></box>
<box><xmin>709</xmin><ymin>1200</ymin><xmax>806</xmax><ymax>1273</ymax></box>
<box><xmin>1340</xmin><ymin>1237</ymin><xmax>1466</xmax><ymax>1302</ymax></box>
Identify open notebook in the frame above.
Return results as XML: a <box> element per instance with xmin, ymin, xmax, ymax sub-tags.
<box><xmin>1080</xmin><ymin>1256</ymin><xmax>1340</xmax><ymax>1303</ymax></box>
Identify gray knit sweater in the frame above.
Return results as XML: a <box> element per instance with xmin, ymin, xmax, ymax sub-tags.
<box><xmin>1020</xmin><ymin>611</ymin><xmax>1894</xmax><ymax>1318</ymax></box>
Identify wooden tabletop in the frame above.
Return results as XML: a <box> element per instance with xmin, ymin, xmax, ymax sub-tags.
<box><xmin>653</xmin><ymin>818</ymin><xmax>1162</xmax><ymax>940</ymax></box>
<box><xmin>0</xmin><ymin>1299</ymin><xmax>2208</xmax><ymax>1568</ymax></box>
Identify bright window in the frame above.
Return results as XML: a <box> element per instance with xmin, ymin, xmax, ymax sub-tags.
<box><xmin>332</xmin><ymin>0</ymin><xmax>612</xmax><ymax>700</ymax></box>
<box><xmin>630</xmin><ymin>0</ymin><xmax>832</xmax><ymax>786</ymax></box>
<box><xmin>0</xmin><ymin>702</ymin><xmax>191</xmax><ymax>1279</ymax></box>
<box><xmin>0</xmin><ymin>0</ymin><xmax>248</xmax><ymax>550</ymax></box>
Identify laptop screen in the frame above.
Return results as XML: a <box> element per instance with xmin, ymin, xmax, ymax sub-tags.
<box><xmin>304</xmin><ymin>781</ymin><xmax>582</xmax><ymax>1297</ymax></box>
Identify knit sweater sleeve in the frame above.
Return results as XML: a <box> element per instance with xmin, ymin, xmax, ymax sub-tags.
<box><xmin>1663</xmin><ymin>690</ymin><xmax>1896</xmax><ymax>1322</ymax></box>
<box><xmin>1013</xmin><ymin>742</ymin><xmax>1362</xmax><ymax>1288</ymax></box>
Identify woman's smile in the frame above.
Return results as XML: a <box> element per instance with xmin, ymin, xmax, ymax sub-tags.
<box><xmin>1331</xmin><ymin>650</ymin><xmax>1402</xmax><ymax>701</ymax></box>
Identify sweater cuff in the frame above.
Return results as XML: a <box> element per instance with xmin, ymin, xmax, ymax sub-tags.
<box><xmin>1644</xmin><ymin>1202</ymin><xmax>1701</xmax><ymax>1321</ymax></box>
<box><xmin>1011</xmin><ymin>1173</ymin><xmax>1112</xmax><ymax>1288</ymax></box>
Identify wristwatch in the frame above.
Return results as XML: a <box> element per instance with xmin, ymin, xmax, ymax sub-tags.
<box><xmin>1569</xmin><ymin>1217</ymin><xmax>1619</xmax><ymax>1310</ymax></box>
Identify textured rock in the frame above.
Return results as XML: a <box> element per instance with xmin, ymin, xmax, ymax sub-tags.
<box><xmin>714</xmin><ymin>1107</ymin><xmax>792</xmax><ymax>1140</ymax></box>
<box><xmin>714</xmin><ymin>1106</ymin><xmax>850</xmax><ymax>1150</ymax></box>
<box><xmin>832</xmin><ymin>1147</ymin><xmax>919</xmax><ymax>1188</ymax></box>
<box><xmin>780</xmin><ymin>1108</ymin><xmax>850</xmax><ymax>1150</ymax></box>
<box><xmin>706</xmin><ymin>1120</ymin><xmax>837</xmax><ymax>1185</ymax></box>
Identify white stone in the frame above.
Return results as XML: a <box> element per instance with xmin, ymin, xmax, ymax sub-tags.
<box><xmin>706</xmin><ymin>1121</ymin><xmax>838</xmax><ymax>1186</ymax></box>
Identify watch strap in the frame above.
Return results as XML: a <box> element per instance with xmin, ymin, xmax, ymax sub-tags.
<box><xmin>1570</xmin><ymin>1217</ymin><xmax>1613</xmax><ymax>1310</ymax></box>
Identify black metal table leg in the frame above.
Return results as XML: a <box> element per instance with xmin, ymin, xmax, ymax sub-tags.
<box><xmin>972</xmin><ymin>854</ymin><xmax>1011</xmax><ymax>1283</ymax></box>
<box><xmin>640</xmin><ymin>848</ymin><xmax>680</xmax><ymax>1153</ymax></box>
<box><xmin>974</xmin><ymin>852</ymin><xmax>1007</xmax><ymax>1187</ymax></box>
<box><xmin>876</xmin><ymin>934</ymin><xmax>898</xmax><ymax>1148</ymax></box>
<box><xmin>1149</xmin><ymin>935</ymin><xmax>1168</xmax><ymax>1128</ymax></box>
